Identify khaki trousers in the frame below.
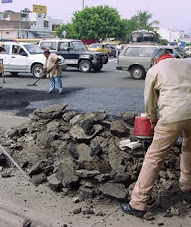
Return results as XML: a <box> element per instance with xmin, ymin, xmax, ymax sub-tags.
<box><xmin>130</xmin><ymin>119</ymin><xmax>191</xmax><ymax>211</ymax></box>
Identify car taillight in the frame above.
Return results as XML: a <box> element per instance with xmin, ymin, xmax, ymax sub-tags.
<box><xmin>117</xmin><ymin>58</ymin><xmax>119</xmax><ymax>64</ymax></box>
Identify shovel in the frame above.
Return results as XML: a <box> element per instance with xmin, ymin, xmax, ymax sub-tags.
<box><xmin>27</xmin><ymin>66</ymin><xmax>56</xmax><ymax>87</ymax></box>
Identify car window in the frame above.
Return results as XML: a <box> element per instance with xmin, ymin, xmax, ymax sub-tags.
<box><xmin>40</xmin><ymin>42</ymin><xmax>57</xmax><ymax>50</ymax></box>
<box><xmin>89</xmin><ymin>43</ymin><xmax>97</xmax><ymax>48</ymax></box>
<box><xmin>58</xmin><ymin>42</ymin><xmax>69</xmax><ymax>51</ymax></box>
<box><xmin>125</xmin><ymin>47</ymin><xmax>140</xmax><ymax>57</ymax></box>
<box><xmin>12</xmin><ymin>45</ymin><xmax>25</xmax><ymax>55</ymax></box>
<box><xmin>174</xmin><ymin>47</ymin><xmax>188</xmax><ymax>58</ymax></box>
<box><xmin>89</xmin><ymin>43</ymin><xmax>101</xmax><ymax>48</ymax></box>
<box><xmin>125</xmin><ymin>47</ymin><xmax>156</xmax><ymax>57</ymax></box>
<box><xmin>72</xmin><ymin>41</ymin><xmax>86</xmax><ymax>51</ymax></box>
<box><xmin>1</xmin><ymin>44</ymin><xmax>10</xmax><ymax>54</ymax></box>
<box><xmin>139</xmin><ymin>47</ymin><xmax>157</xmax><ymax>57</ymax></box>
<box><xmin>24</xmin><ymin>44</ymin><xmax>43</xmax><ymax>54</ymax></box>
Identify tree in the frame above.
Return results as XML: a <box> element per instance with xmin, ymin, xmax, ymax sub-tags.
<box><xmin>123</xmin><ymin>10</ymin><xmax>160</xmax><ymax>42</ymax></box>
<box><xmin>71</xmin><ymin>5</ymin><xmax>125</xmax><ymax>40</ymax></box>
<box><xmin>132</xmin><ymin>10</ymin><xmax>159</xmax><ymax>31</ymax></box>
<box><xmin>56</xmin><ymin>23</ymin><xmax>77</xmax><ymax>39</ymax></box>
<box><xmin>155</xmin><ymin>32</ymin><xmax>169</xmax><ymax>45</ymax></box>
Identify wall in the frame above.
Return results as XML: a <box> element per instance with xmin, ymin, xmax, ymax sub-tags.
<box><xmin>157</xmin><ymin>27</ymin><xmax>180</xmax><ymax>42</ymax></box>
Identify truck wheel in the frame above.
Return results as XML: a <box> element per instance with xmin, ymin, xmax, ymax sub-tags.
<box><xmin>130</xmin><ymin>66</ymin><xmax>145</xmax><ymax>80</ymax></box>
<box><xmin>32</xmin><ymin>64</ymin><xmax>43</xmax><ymax>78</ymax></box>
<box><xmin>10</xmin><ymin>72</ymin><xmax>19</xmax><ymax>76</ymax></box>
<box><xmin>79</xmin><ymin>60</ymin><xmax>91</xmax><ymax>72</ymax></box>
<box><xmin>93</xmin><ymin>65</ymin><xmax>103</xmax><ymax>72</ymax></box>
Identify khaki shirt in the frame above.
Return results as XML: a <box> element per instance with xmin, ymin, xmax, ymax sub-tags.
<box><xmin>44</xmin><ymin>53</ymin><xmax>62</xmax><ymax>78</ymax></box>
<box><xmin>145</xmin><ymin>58</ymin><xmax>191</xmax><ymax>124</ymax></box>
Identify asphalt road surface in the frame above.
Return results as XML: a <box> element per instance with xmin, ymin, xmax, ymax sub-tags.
<box><xmin>0</xmin><ymin>58</ymin><xmax>145</xmax><ymax>116</ymax></box>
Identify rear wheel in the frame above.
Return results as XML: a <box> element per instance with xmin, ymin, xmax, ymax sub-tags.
<box><xmin>130</xmin><ymin>66</ymin><xmax>145</xmax><ymax>80</ymax></box>
<box><xmin>10</xmin><ymin>72</ymin><xmax>19</xmax><ymax>76</ymax></box>
<box><xmin>32</xmin><ymin>64</ymin><xmax>43</xmax><ymax>78</ymax></box>
<box><xmin>79</xmin><ymin>60</ymin><xmax>91</xmax><ymax>72</ymax></box>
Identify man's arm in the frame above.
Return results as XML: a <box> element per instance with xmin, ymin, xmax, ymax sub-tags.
<box><xmin>144</xmin><ymin>68</ymin><xmax>159</xmax><ymax>121</ymax></box>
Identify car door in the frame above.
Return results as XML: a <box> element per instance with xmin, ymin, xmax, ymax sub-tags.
<box><xmin>119</xmin><ymin>47</ymin><xmax>141</xmax><ymax>70</ymax></box>
<box><xmin>0</xmin><ymin>44</ymin><xmax>11</xmax><ymax>71</ymax></box>
<box><xmin>9</xmin><ymin>44</ymin><xmax>28</xmax><ymax>71</ymax></box>
<box><xmin>58</xmin><ymin>42</ymin><xmax>78</xmax><ymax>65</ymax></box>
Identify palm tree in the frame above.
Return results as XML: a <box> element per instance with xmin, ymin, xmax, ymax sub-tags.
<box><xmin>132</xmin><ymin>10</ymin><xmax>159</xmax><ymax>31</ymax></box>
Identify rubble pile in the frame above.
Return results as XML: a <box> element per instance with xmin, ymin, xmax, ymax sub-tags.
<box><xmin>3</xmin><ymin>103</ymin><xmax>191</xmax><ymax>215</ymax></box>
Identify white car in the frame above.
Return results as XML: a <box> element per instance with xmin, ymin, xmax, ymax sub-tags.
<box><xmin>0</xmin><ymin>41</ymin><xmax>67</xmax><ymax>78</ymax></box>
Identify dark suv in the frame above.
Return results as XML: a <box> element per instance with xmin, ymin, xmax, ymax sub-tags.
<box><xmin>39</xmin><ymin>39</ymin><xmax>108</xmax><ymax>72</ymax></box>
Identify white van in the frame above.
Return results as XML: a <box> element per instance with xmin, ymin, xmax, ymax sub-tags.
<box><xmin>0</xmin><ymin>41</ymin><xmax>66</xmax><ymax>78</ymax></box>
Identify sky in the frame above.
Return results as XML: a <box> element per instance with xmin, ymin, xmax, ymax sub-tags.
<box><xmin>0</xmin><ymin>0</ymin><xmax>190</xmax><ymax>32</ymax></box>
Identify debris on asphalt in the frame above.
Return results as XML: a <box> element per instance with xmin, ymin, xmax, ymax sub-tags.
<box><xmin>72</xmin><ymin>197</ymin><xmax>81</xmax><ymax>203</ymax></box>
<box><xmin>1</xmin><ymin>171</ymin><xmax>12</xmax><ymax>178</ymax></box>
<box><xmin>22</xmin><ymin>219</ymin><xmax>32</xmax><ymax>227</ymax></box>
<box><xmin>2</xmin><ymin>103</ymin><xmax>191</xmax><ymax>217</ymax></box>
<box><xmin>73</xmin><ymin>207</ymin><xmax>82</xmax><ymax>215</ymax></box>
<box><xmin>143</xmin><ymin>212</ymin><xmax>155</xmax><ymax>221</ymax></box>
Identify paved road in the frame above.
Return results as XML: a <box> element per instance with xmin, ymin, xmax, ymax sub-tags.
<box><xmin>0</xmin><ymin>59</ymin><xmax>145</xmax><ymax>116</ymax></box>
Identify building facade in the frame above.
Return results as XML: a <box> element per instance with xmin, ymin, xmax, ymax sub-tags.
<box><xmin>0</xmin><ymin>8</ymin><xmax>63</xmax><ymax>39</ymax></box>
<box><xmin>157</xmin><ymin>27</ymin><xmax>191</xmax><ymax>46</ymax></box>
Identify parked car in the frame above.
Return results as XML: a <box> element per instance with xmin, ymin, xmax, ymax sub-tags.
<box><xmin>39</xmin><ymin>39</ymin><xmax>108</xmax><ymax>72</ymax></box>
<box><xmin>88</xmin><ymin>43</ymin><xmax>112</xmax><ymax>56</ymax></box>
<box><xmin>105</xmin><ymin>44</ymin><xmax>117</xmax><ymax>57</ymax></box>
<box><xmin>0</xmin><ymin>41</ymin><xmax>66</xmax><ymax>78</ymax></box>
<box><xmin>116</xmin><ymin>44</ymin><xmax>188</xmax><ymax>79</ymax></box>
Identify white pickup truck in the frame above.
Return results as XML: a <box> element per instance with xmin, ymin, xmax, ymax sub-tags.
<box><xmin>0</xmin><ymin>41</ymin><xmax>67</xmax><ymax>78</ymax></box>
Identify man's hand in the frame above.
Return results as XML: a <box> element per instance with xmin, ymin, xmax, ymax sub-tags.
<box><xmin>41</xmin><ymin>68</ymin><xmax>47</xmax><ymax>78</ymax></box>
<box><xmin>150</xmin><ymin>119</ymin><xmax>158</xmax><ymax>130</ymax></box>
<box><xmin>54</xmin><ymin>63</ymin><xmax>59</xmax><ymax>68</ymax></box>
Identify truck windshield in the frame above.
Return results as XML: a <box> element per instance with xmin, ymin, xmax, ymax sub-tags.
<box><xmin>24</xmin><ymin>44</ymin><xmax>43</xmax><ymax>54</ymax></box>
<box><xmin>72</xmin><ymin>41</ymin><xmax>86</xmax><ymax>51</ymax></box>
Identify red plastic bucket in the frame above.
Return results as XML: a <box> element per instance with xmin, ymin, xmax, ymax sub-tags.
<box><xmin>133</xmin><ymin>115</ymin><xmax>154</xmax><ymax>138</ymax></box>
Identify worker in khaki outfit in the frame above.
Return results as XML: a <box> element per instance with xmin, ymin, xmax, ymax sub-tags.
<box><xmin>43</xmin><ymin>49</ymin><xmax>64</xmax><ymax>94</ymax></box>
<box><xmin>121</xmin><ymin>48</ymin><xmax>191</xmax><ymax>217</ymax></box>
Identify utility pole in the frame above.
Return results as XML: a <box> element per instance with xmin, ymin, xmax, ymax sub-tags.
<box><xmin>82</xmin><ymin>0</ymin><xmax>85</xmax><ymax>9</ymax></box>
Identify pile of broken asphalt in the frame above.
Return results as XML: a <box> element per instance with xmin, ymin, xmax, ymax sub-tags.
<box><xmin>1</xmin><ymin>103</ymin><xmax>191</xmax><ymax>220</ymax></box>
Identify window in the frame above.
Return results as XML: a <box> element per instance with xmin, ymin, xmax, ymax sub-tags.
<box><xmin>44</xmin><ymin>21</ymin><xmax>49</xmax><ymax>28</ymax></box>
<box><xmin>72</xmin><ymin>41</ymin><xmax>86</xmax><ymax>51</ymax></box>
<box><xmin>40</xmin><ymin>42</ymin><xmax>57</xmax><ymax>50</ymax></box>
<box><xmin>12</xmin><ymin>45</ymin><xmax>24</xmax><ymax>55</ymax></box>
<box><xmin>31</xmin><ymin>21</ymin><xmax>36</xmax><ymax>26</ymax></box>
<box><xmin>38</xmin><ymin>14</ymin><xmax>41</xmax><ymax>18</ymax></box>
<box><xmin>6</xmin><ymin>32</ymin><xmax>9</xmax><ymax>34</ymax></box>
<box><xmin>12</xmin><ymin>45</ymin><xmax>19</xmax><ymax>54</ymax></box>
<box><xmin>2</xmin><ymin>13</ymin><xmax>8</xmax><ymax>19</ymax></box>
<box><xmin>125</xmin><ymin>47</ymin><xmax>140</xmax><ymax>57</ymax></box>
<box><xmin>139</xmin><ymin>47</ymin><xmax>157</xmax><ymax>57</ymax></box>
<box><xmin>21</xmin><ymin>14</ymin><xmax>27</xmax><ymax>18</ymax></box>
<box><xmin>58</xmin><ymin>42</ymin><xmax>69</xmax><ymax>51</ymax></box>
<box><xmin>1</xmin><ymin>44</ymin><xmax>10</xmax><ymax>54</ymax></box>
<box><xmin>125</xmin><ymin>47</ymin><xmax>156</xmax><ymax>57</ymax></box>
